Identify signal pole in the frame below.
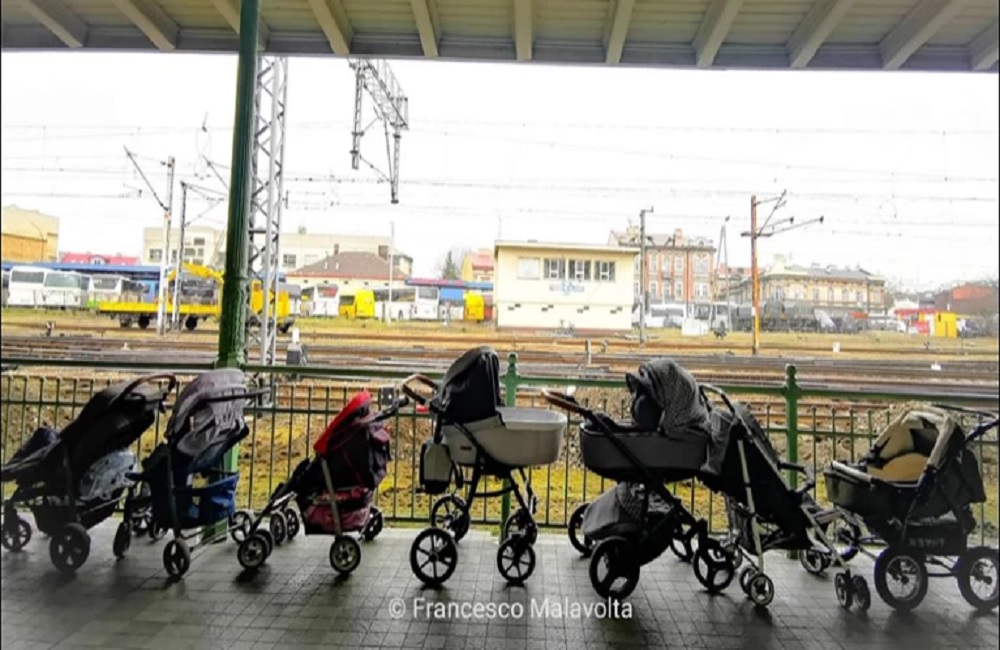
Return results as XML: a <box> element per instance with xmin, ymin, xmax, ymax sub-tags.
<box><xmin>171</xmin><ymin>181</ymin><xmax>189</xmax><ymax>330</ymax></box>
<box><xmin>638</xmin><ymin>207</ymin><xmax>654</xmax><ymax>345</ymax></box>
<box><xmin>386</xmin><ymin>221</ymin><xmax>395</xmax><ymax>325</ymax></box>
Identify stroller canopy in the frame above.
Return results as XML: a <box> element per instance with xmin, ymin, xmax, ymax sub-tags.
<box><xmin>869</xmin><ymin>406</ymin><xmax>964</xmax><ymax>480</ymax></box>
<box><xmin>314</xmin><ymin>391</ymin><xmax>372</xmax><ymax>456</ymax></box>
<box><xmin>166</xmin><ymin>369</ymin><xmax>248</xmax><ymax>460</ymax></box>
<box><xmin>433</xmin><ymin>347</ymin><xmax>502</xmax><ymax>424</ymax></box>
<box><xmin>626</xmin><ymin>359</ymin><xmax>712</xmax><ymax>439</ymax></box>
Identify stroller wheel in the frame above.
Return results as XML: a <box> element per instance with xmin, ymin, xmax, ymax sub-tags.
<box><xmin>330</xmin><ymin>536</ymin><xmax>362</xmax><ymax>574</ymax></box>
<box><xmin>229</xmin><ymin>510</ymin><xmax>253</xmax><ymax>543</ymax></box>
<box><xmin>748</xmin><ymin>573</ymin><xmax>775</xmax><ymax>608</ymax></box>
<box><xmin>874</xmin><ymin>548</ymin><xmax>928</xmax><ymax>612</ymax></box>
<box><xmin>693</xmin><ymin>539</ymin><xmax>737</xmax><ymax>594</ymax></box>
<box><xmin>669</xmin><ymin>524</ymin><xmax>696</xmax><ymax>563</ymax></box>
<box><xmin>431</xmin><ymin>495</ymin><xmax>470</xmax><ymax>543</ymax></box>
<box><xmin>738</xmin><ymin>566</ymin><xmax>757</xmax><ymax>596</ymax></box>
<box><xmin>828</xmin><ymin>517</ymin><xmax>862</xmax><ymax>564</ymax></box>
<box><xmin>799</xmin><ymin>548</ymin><xmax>829</xmax><ymax>576</ymax></box>
<box><xmin>1</xmin><ymin>516</ymin><xmax>32</xmax><ymax>552</ymax></box>
<box><xmin>113</xmin><ymin>522</ymin><xmax>132</xmax><ymax>559</ymax></box>
<box><xmin>238</xmin><ymin>534</ymin><xmax>270</xmax><ymax>571</ymax></box>
<box><xmin>834</xmin><ymin>572</ymin><xmax>854</xmax><ymax>609</ymax></box>
<box><xmin>284</xmin><ymin>509</ymin><xmax>301</xmax><ymax>540</ymax></box>
<box><xmin>50</xmin><ymin>524</ymin><xmax>90</xmax><ymax>573</ymax></box>
<box><xmin>269</xmin><ymin>511</ymin><xmax>288</xmax><ymax>546</ymax></box>
<box><xmin>852</xmin><ymin>575</ymin><xmax>871</xmax><ymax>612</ymax></box>
<box><xmin>723</xmin><ymin>542</ymin><xmax>743</xmax><ymax>570</ymax></box>
<box><xmin>410</xmin><ymin>527</ymin><xmax>459</xmax><ymax>587</ymax></box>
<box><xmin>568</xmin><ymin>503</ymin><xmax>594</xmax><ymax>557</ymax></box>
<box><xmin>957</xmin><ymin>546</ymin><xmax>999</xmax><ymax>611</ymax></box>
<box><xmin>362</xmin><ymin>508</ymin><xmax>384</xmax><ymax>542</ymax></box>
<box><xmin>503</xmin><ymin>509</ymin><xmax>537</xmax><ymax>546</ymax></box>
<box><xmin>163</xmin><ymin>539</ymin><xmax>191</xmax><ymax>578</ymax></box>
<box><xmin>497</xmin><ymin>535</ymin><xmax>536</xmax><ymax>585</ymax></box>
<box><xmin>589</xmin><ymin>537</ymin><xmax>640</xmax><ymax>601</ymax></box>
<box><xmin>258</xmin><ymin>529</ymin><xmax>275</xmax><ymax>557</ymax></box>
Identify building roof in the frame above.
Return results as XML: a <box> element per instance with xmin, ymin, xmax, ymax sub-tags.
<box><xmin>609</xmin><ymin>229</ymin><xmax>715</xmax><ymax>250</ymax></box>
<box><xmin>762</xmin><ymin>260</ymin><xmax>885</xmax><ymax>283</ymax></box>
<box><xmin>496</xmin><ymin>240</ymin><xmax>639</xmax><ymax>255</ymax></box>
<box><xmin>289</xmin><ymin>252</ymin><xmax>409</xmax><ymax>280</ymax></box>
<box><xmin>468</xmin><ymin>250</ymin><xmax>494</xmax><ymax>271</ymax></box>
<box><xmin>60</xmin><ymin>252</ymin><xmax>141</xmax><ymax>266</ymax></box>
<box><xmin>1</xmin><ymin>1</ymin><xmax>996</xmax><ymax>73</ymax></box>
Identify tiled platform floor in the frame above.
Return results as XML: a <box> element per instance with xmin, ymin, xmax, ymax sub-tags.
<box><xmin>2</xmin><ymin>520</ymin><xmax>997</xmax><ymax>649</ymax></box>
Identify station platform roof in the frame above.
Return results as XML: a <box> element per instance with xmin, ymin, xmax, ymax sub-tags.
<box><xmin>1</xmin><ymin>0</ymin><xmax>996</xmax><ymax>73</ymax></box>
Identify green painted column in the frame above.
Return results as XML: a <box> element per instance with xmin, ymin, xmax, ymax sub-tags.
<box><xmin>216</xmin><ymin>0</ymin><xmax>261</xmax><ymax>370</ymax></box>
<box><xmin>784</xmin><ymin>363</ymin><xmax>801</xmax><ymax>560</ymax></box>
<box><xmin>211</xmin><ymin>0</ymin><xmax>260</xmax><ymax>539</ymax></box>
<box><xmin>499</xmin><ymin>353</ymin><xmax>519</xmax><ymax>536</ymax></box>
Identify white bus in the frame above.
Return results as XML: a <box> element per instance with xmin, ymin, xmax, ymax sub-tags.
<box><xmin>88</xmin><ymin>275</ymin><xmax>145</xmax><ymax>307</ymax></box>
<box><xmin>41</xmin><ymin>270</ymin><xmax>90</xmax><ymax>308</ymax></box>
<box><xmin>373</xmin><ymin>286</ymin><xmax>440</xmax><ymax>321</ymax></box>
<box><xmin>6</xmin><ymin>266</ymin><xmax>47</xmax><ymax>307</ymax></box>
<box><xmin>302</xmin><ymin>284</ymin><xmax>341</xmax><ymax>317</ymax></box>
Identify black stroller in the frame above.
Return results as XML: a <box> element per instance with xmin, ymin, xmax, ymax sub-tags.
<box><xmin>699</xmin><ymin>386</ymin><xmax>869</xmax><ymax>610</ymax></box>
<box><xmin>124</xmin><ymin>368</ymin><xmax>258</xmax><ymax>578</ymax></box>
<box><xmin>402</xmin><ymin>347</ymin><xmax>567</xmax><ymax>586</ymax></box>
<box><xmin>1</xmin><ymin>374</ymin><xmax>175</xmax><ymax>572</ymax></box>
<box><xmin>825</xmin><ymin>404</ymin><xmax>999</xmax><ymax>611</ymax></box>
<box><xmin>544</xmin><ymin>359</ymin><xmax>739</xmax><ymax>601</ymax></box>
<box><xmin>234</xmin><ymin>389</ymin><xmax>406</xmax><ymax>575</ymax></box>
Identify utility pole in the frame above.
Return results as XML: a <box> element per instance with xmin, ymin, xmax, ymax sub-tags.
<box><xmin>386</xmin><ymin>221</ymin><xmax>395</xmax><ymax>325</ymax></box>
<box><xmin>171</xmin><ymin>181</ymin><xmax>189</xmax><ymax>330</ymax></box>
<box><xmin>125</xmin><ymin>149</ymin><xmax>175</xmax><ymax>336</ymax></box>
<box><xmin>638</xmin><ymin>207</ymin><xmax>654</xmax><ymax>345</ymax></box>
<box><xmin>743</xmin><ymin>191</ymin><xmax>824</xmax><ymax>355</ymax></box>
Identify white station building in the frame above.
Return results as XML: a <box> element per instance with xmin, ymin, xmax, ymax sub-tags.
<box><xmin>494</xmin><ymin>240</ymin><xmax>639</xmax><ymax>333</ymax></box>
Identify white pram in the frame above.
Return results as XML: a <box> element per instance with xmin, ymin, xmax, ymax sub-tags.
<box><xmin>402</xmin><ymin>347</ymin><xmax>567</xmax><ymax>586</ymax></box>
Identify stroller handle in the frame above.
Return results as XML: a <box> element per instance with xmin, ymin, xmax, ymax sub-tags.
<box><xmin>112</xmin><ymin>373</ymin><xmax>178</xmax><ymax>407</ymax></box>
<box><xmin>400</xmin><ymin>374</ymin><xmax>438</xmax><ymax>406</ymax></box>
<box><xmin>967</xmin><ymin>418</ymin><xmax>999</xmax><ymax>444</ymax></box>
<box><xmin>699</xmin><ymin>384</ymin><xmax>737</xmax><ymax>415</ymax></box>
<box><xmin>373</xmin><ymin>395</ymin><xmax>411</xmax><ymax>422</ymax></box>
<box><xmin>541</xmin><ymin>389</ymin><xmax>592</xmax><ymax>417</ymax></box>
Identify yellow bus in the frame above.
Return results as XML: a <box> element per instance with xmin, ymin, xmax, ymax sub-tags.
<box><xmin>464</xmin><ymin>292</ymin><xmax>485</xmax><ymax>322</ymax></box>
<box><xmin>338</xmin><ymin>289</ymin><xmax>376</xmax><ymax>319</ymax></box>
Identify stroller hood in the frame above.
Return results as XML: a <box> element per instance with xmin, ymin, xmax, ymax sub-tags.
<box><xmin>314</xmin><ymin>391</ymin><xmax>372</xmax><ymax>456</ymax></box>
<box><xmin>166</xmin><ymin>369</ymin><xmax>248</xmax><ymax>460</ymax></box>
<box><xmin>625</xmin><ymin>358</ymin><xmax>712</xmax><ymax>441</ymax></box>
<box><xmin>433</xmin><ymin>347</ymin><xmax>502</xmax><ymax>424</ymax></box>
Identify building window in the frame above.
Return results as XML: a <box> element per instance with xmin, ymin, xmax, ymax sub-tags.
<box><xmin>695</xmin><ymin>255</ymin><xmax>709</xmax><ymax>274</ymax></box>
<box><xmin>857</xmin><ymin>290</ymin><xmax>864</xmax><ymax>305</ymax></box>
<box><xmin>568</xmin><ymin>259</ymin><xmax>591</xmax><ymax>281</ymax></box>
<box><xmin>664</xmin><ymin>283</ymin><xmax>672</xmax><ymax>299</ymax></box>
<box><xmin>170</xmin><ymin>250</ymin><xmax>178</xmax><ymax>262</ymax></box>
<box><xmin>634</xmin><ymin>257</ymin><xmax>641</xmax><ymax>271</ymax></box>
<box><xmin>184</xmin><ymin>247</ymin><xmax>197</xmax><ymax>257</ymax></box>
<box><xmin>516</xmin><ymin>257</ymin><xmax>541</xmax><ymax>280</ymax></box>
<box><xmin>661</xmin><ymin>257</ymin><xmax>670</xmax><ymax>273</ymax></box>
<box><xmin>841</xmin><ymin>288</ymin><xmax>849</xmax><ymax>302</ymax></box>
<box><xmin>827</xmin><ymin>287</ymin><xmax>834</xmax><ymax>303</ymax></box>
<box><xmin>304</xmin><ymin>254</ymin><xmax>319</xmax><ymax>266</ymax></box>
<box><xmin>544</xmin><ymin>257</ymin><xmax>566</xmax><ymax>280</ymax></box>
<box><xmin>675</xmin><ymin>256</ymin><xmax>684</xmax><ymax>272</ymax></box>
<box><xmin>193</xmin><ymin>237</ymin><xmax>206</xmax><ymax>246</ymax></box>
<box><xmin>650</xmin><ymin>281</ymin><xmax>659</xmax><ymax>299</ymax></box>
<box><xmin>675</xmin><ymin>280</ymin><xmax>683</xmax><ymax>299</ymax></box>
<box><xmin>696</xmin><ymin>283</ymin><xmax>709</xmax><ymax>299</ymax></box>
<box><xmin>596</xmin><ymin>260</ymin><xmax>616</xmax><ymax>282</ymax></box>
<box><xmin>633</xmin><ymin>281</ymin><xmax>640</xmax><ymax>296</ymax></box>
<box><xmin>148</xmin><ymin>249</ymin><xmax>163</xmax><ymax>262</ymax></box>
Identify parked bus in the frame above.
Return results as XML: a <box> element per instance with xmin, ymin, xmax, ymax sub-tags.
<box><xmin>6</xmin><ymin>266</ymin><xmax>47</xmax><ymax>307</ymax></box>
<box><xmin>88</xmin><ymin>275</ymin><xmax>146</xmax><ymax>308</ymax></box>
<box><xmin>691</xmin><ymin>302</ymin><xmax>733</xmax><ymax>331</ymax></box>
<box><xmin>338</xmin><ymin>289</ymin><xmax>376</xmax><ymax>320</ymax></box>
<box><xmin>302</xmin><ymin>284</ymin><xmax>341</xmax><ymax>317</ymax></box>
<box><xmin>373</xmin><ymin>286</ymin><xmax>440</xmax><ymax>321</ymax></box>
<box><xmin>1</xmin><ymin>270</ymin><xmax>8</xmax><ymax>307</ymax></box>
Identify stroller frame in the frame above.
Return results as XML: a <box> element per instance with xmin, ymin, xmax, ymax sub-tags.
<box><xmin>233</xmin><ymin>392</ymin><xmax>408</xmax><ymax>575</ymax></box>
<box><xmin>1</xmin><ymin>373</ymin><xmax>176</xmax><ymax>573</ymax></box>
<box><xmin>402</xmin><ymin>373</ymin><xmax>544</xmax><ymax>587</ymax></box>
<box><xmin>826</xmin><ymin>404</ymin><xmax>999</xmax><ymax>612</ymax></box>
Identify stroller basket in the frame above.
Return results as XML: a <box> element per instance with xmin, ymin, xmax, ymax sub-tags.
<box><xmin>440</xmin><ymin>407</ymin><xmax>565</xmax><ymax>468</ymax></box>
<box><xmin>175</xmin><ymin>473</ymin><xmax>240</xmax><ymax>527</ymax></box>
<box><xmin>579</xmin><ymin>422</ymin><xmax>708</xmax><ymax>482</ymax></box>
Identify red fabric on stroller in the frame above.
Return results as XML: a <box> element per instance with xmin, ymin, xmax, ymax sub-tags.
<box><xmin>301</xmin><ymin>487</ymin><xmax>373</xmax><ymax>533</ymax></box>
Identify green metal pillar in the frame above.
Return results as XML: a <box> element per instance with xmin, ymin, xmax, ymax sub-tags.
<box><xmin>783</xmin><ymin>363</ymin><xmax>800</xmax><ymax>491</ymax></box>
<box><xmin>210</xmin><ymin>0</ymin><xmax>260</xmax><ymax>539</ymax></box>
<box><xmin>499</xmin><ymin>353</ymin><xmax>519</xmax><ymax>536</ymax></box>
<box><xmin>216</xmin><ymin>0</ymin><xmax>261</xmax><ymax>370</ymax></box>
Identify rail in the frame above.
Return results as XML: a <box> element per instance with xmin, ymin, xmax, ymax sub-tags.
<box><xmin>1</xmin><ymin>354</ymin><xmax>997</xmax><ymax>542</ymax></box>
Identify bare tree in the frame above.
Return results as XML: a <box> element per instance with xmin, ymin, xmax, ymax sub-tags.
<box><xmin>436</xmin><ymin>247</ymin><xmax>471</xmax><ymax>280</ymax></box>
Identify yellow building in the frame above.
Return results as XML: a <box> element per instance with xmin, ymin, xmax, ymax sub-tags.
<box><xmin>1</xmin><ymin>206</ymin><xmax>60</xmax><ymax>263</ymax></box>
<box><xmin>494</xmin><ymin>241</ymin><xmax>638</xmax><ymax>332</ymax></box>
<box><xmin>461</xmin><ymin>249</ymin><xmax>495</xmax><ymax>283</ymax></box>
<box><xmin>731</xmin><ymin>255</ymin><xmax>887</xmax><ymax>314</ymax></box>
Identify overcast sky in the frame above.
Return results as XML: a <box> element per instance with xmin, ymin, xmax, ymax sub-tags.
<box><xmin>1</xmin><ymin>52</ymin><xmax>997</xmax><ymax>289</ymax></box>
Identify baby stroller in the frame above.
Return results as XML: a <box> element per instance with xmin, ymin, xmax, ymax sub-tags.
<box><xmin>402</xmin><ymin>347</ymin><xmax>567</xmax><ymax>586</ymax></box>
<box><xmin>698</xmin><ymin>385</ymin><xmax>869</xmax><ymax>610</ymax></box>
<box><xmin>543</xmin><ymin>359</ymin><xmax>738</xmax><ymax>601</ymax></box>
<box><xmin>125</xmin><ymin>368</ymin><xmax>258</xmax><ymax>578</ymax></box>
<box><xmin>1</xmin><ymin>374</ymin><xmax>175</xmax><ymax>572</ymax></box>
<box><xmin>234</xmin><ymin>389</ymin><xmax>406</xmax><ymax>574</ymax></box>
<box><xmin>825</xmin><ymin>404</ymin><xmax>999</xmax><ymax>611</ymax></box>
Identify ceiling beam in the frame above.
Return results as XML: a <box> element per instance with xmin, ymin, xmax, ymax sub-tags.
<box><xmin>880</xmin><ymin>0</ymin><xmax>967</xmax><ymax>70</ymax></box>
<box><xmin>603</xmin><ymin>0</ymin><xmax>636</xmax><ymax>65</ymax></box>
<box><xmin>209</xmin><ymin>0</ymin><xmax>268</xmax><ymax>49</ymax></box>
<box><xmin>17</xmin><ymin>0</ymin><xmax>87</xmax><ymax>48</ymax></box>
<box><xmin>409</xmin><ymin>0</ymin><xmax>439</xmax><ymax>57</ymax></box>
<box><xmin>308</xmin><ymin>0</ymin><xmax>353</xmax><ymax>56</ymax></box>
<box><xmin>787</xmin><ymin>0</ymin><xmax>854</xmax><ymax>69</ymax></box>
<box><xmin>969</xmin><ymin>20</ymin><xmax>999</xmax><ymax>71</ymax></box>
<box><xmin>110</xmin><ymin>0</ymin><xmax>177</xmax><ymax>50</ymax></box>
<box><xmin>514</xmin><ymin>0</ymin><xmax>532</xmax><ymax>62</ymax></box>
<box><xmin>693</xmin><ymin>0</ymin><xmax>744</xmax><ymax>68</ymax></box>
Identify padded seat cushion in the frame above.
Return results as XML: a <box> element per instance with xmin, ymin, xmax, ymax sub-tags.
<box><xmin>867</xmin><ymin>452</ymin><xmax>928</xmax><ymax>483</ymax></box>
